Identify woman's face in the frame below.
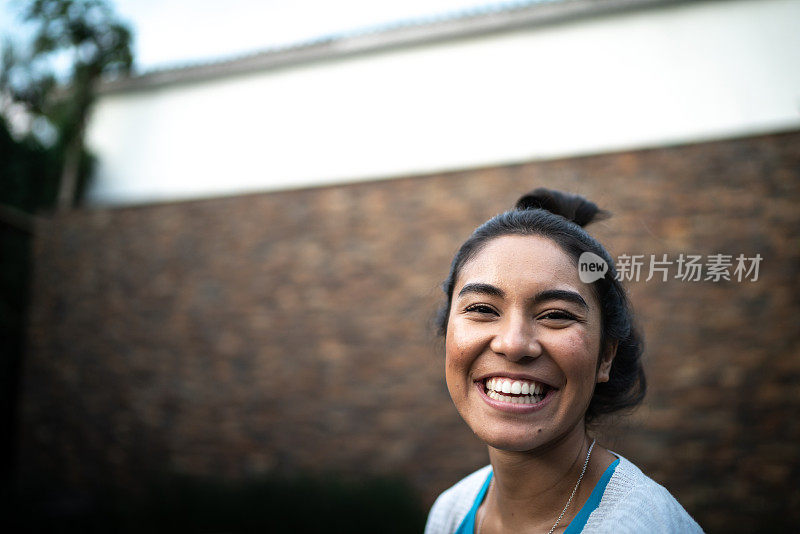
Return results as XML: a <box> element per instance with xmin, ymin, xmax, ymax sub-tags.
<box><xmin>445</xmin><ymin>235</ymin><xmax>613</xmax><ymax>452</ymax></box>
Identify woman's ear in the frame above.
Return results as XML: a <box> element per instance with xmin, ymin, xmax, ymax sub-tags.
<box><xmin>596</xmin><ymin>340</ymin><xmax>618</xmax><ymax>383</ymax></box>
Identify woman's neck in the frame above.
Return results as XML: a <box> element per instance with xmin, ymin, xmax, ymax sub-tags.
<box><xmin>482</xmin><ymin>425</ymin><xmax>613</xmax><ymax>533</ymax></box>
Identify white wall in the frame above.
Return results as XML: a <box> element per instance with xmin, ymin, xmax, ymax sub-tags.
<box><xmin>86</xmin><ymin>0</ymin><xmax>800</xmax><ymax>205</ymax></box>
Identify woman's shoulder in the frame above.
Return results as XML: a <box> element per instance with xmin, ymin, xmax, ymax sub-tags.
<box><xmin>584</xmin><ymin>454</ymin><xmax>704</xmax><ymax>533</ymax></box>
<box><xmin>424</xmin><ymin>465</ymin><xmax>492</xmax><ymax>534</ymax></box>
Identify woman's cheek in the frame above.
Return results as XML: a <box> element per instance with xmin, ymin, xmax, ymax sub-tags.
<box><xmin>446</xmin><ymin>322</ymin><xmax>471</xmax><ymax>362</ymax></box>
<box><xmin>445</xmin><ymin>325</ymin><xmax>478</xmax><ymax>393</ymax></box>
<box><xmin>565</xmin><ymin>328</ymin><xmax>602</xmax><ymax>380</ymax></box>
<box><xmin>445</xmin><ymin>346</ymin><xmax>469</xmax><ymax>380</ymax></box>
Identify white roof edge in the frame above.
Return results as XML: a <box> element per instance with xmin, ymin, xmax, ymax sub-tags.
<box><xmin>99</xmin><ymin>0</ymin><xmax>702</xmax><ymax>94</ymax></box>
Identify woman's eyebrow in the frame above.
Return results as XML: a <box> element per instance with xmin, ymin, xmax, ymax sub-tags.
<box><xmin>458</xmin><ymin>282</ymin><xmax>589</xmax><ymax>310</ymax></box>
<box><xmin>532</xmin><ymin>289</ymin><xmax>588</xmax><ymax>310</ymax></box>
<box><xmin>457</xmin><ymin>284</ymin><xmax>588</xmax><ymax>310</ymax></box>
<box><xmin>457</xmin><ymin>282</ymin><xmax>505</xmax><ymax>299</ymax></box>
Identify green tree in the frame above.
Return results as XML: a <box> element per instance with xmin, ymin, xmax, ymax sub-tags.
<box><xmin>3</xmin><ymin>0</ymin><xmax>133</xmax><ymax>211</ymax></box>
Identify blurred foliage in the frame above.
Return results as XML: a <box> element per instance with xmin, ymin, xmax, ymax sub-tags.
<box><xmin>0</xmin><ymin>0</ymin><xmax>133</xmax><ymax>503</ymax></box>
<box><xmin>4</xmin><ymin>470</ymin><xmax>427</xmax><ymax>533</ymax></box>
<box><xmin>0</xmin><ymin>114</ymin><xmax>63</xmax><ymax>211</ymax></box>
<box><xmin>2</xmin><ymin>0</ymin><xmax>132</xmax><ymax>209</ymax></box>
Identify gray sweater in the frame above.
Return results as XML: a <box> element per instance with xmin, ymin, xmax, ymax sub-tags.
<box><xmin>425</xmin><ymin>455</ymin><xmax>703</xmax><ymax>533</ymax></box>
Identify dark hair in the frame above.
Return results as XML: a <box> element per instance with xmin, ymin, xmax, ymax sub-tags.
<box><xmin>436</xmin><ymin>188</ymin><xmax>645</xmax><ymax>423</ymax></box>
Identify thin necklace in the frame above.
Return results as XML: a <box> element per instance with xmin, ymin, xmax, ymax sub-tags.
<box><xmin>477</xmin><ymin>438</ymin><xmax>597</xmax><ymax>534</ymax></box>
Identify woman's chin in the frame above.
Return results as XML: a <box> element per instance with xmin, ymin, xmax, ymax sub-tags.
<box><xmin>476</xmin><ymin>428</ymin><xmax>545</xmax><ymax>452</ymax></box>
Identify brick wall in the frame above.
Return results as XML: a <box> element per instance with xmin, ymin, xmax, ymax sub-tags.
<box><xmin>20</xmin><ymin>131</ymin><xmax>800</xmax><ymax>532</ymax></box>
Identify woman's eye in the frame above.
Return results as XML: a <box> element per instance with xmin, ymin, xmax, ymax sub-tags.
<box><xmin>464</xmin><ymin>304</ymin><xmax>497</xmax><ymax>315</ymax></box>
<box><xmin>539</xmin><ymin>311</ymin><xmax>577</xmax><ymax>322</ymax></box>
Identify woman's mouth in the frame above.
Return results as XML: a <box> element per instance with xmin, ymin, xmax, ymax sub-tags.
<box><xmin>481</xmin><ymin>376</ymin><xmax>554</xmax><ymax>405</ymax></box>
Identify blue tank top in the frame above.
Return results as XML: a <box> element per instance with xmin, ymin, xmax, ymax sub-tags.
<box><xmin>455</xmin><ymin>459</ymin><xmax>620</xmax><ymax>534</ymax></box>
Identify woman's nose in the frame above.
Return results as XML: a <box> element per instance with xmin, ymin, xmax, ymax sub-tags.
<box><xmin>489</xmin><ymin>315</ymin><xmax>542</xmax><ymax>361</ymax></box>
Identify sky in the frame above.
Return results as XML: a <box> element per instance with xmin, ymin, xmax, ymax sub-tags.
<box><xmin>0</xmin><ymin>0</ymin><xmax>544</xmax><ymax>73</ymax></box>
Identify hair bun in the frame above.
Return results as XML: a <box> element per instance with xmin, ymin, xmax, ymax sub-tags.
<box><xmin>515</xmin><ymin>188</ymin><xmax>610</xmax><ymax>228</ymax></box>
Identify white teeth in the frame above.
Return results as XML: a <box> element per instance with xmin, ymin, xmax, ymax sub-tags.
<box><xmin>486</xmin><ymin>388</ymin><xmax>547</xmax><ymax>405</ymax></box>
<box><xmin>485</xmin><ymin>377</ymin><xmax>547</xmax><ymax>394</ymax></box>
<box><xmin>484</xmin><ymin>376</ymin><xmax>551</xmax><ymax>406</ymax></box>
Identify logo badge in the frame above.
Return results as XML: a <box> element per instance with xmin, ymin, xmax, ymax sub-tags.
<box><xmin>578</xmin><ymin>252</ymin><xmax>608</xmax><ymax>283</ymax></box>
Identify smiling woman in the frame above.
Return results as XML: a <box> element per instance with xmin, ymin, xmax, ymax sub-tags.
<box><xmin>425</xmin><ymin>189</ymin><xmax>702</xmax><ymax>534</ymax></box>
